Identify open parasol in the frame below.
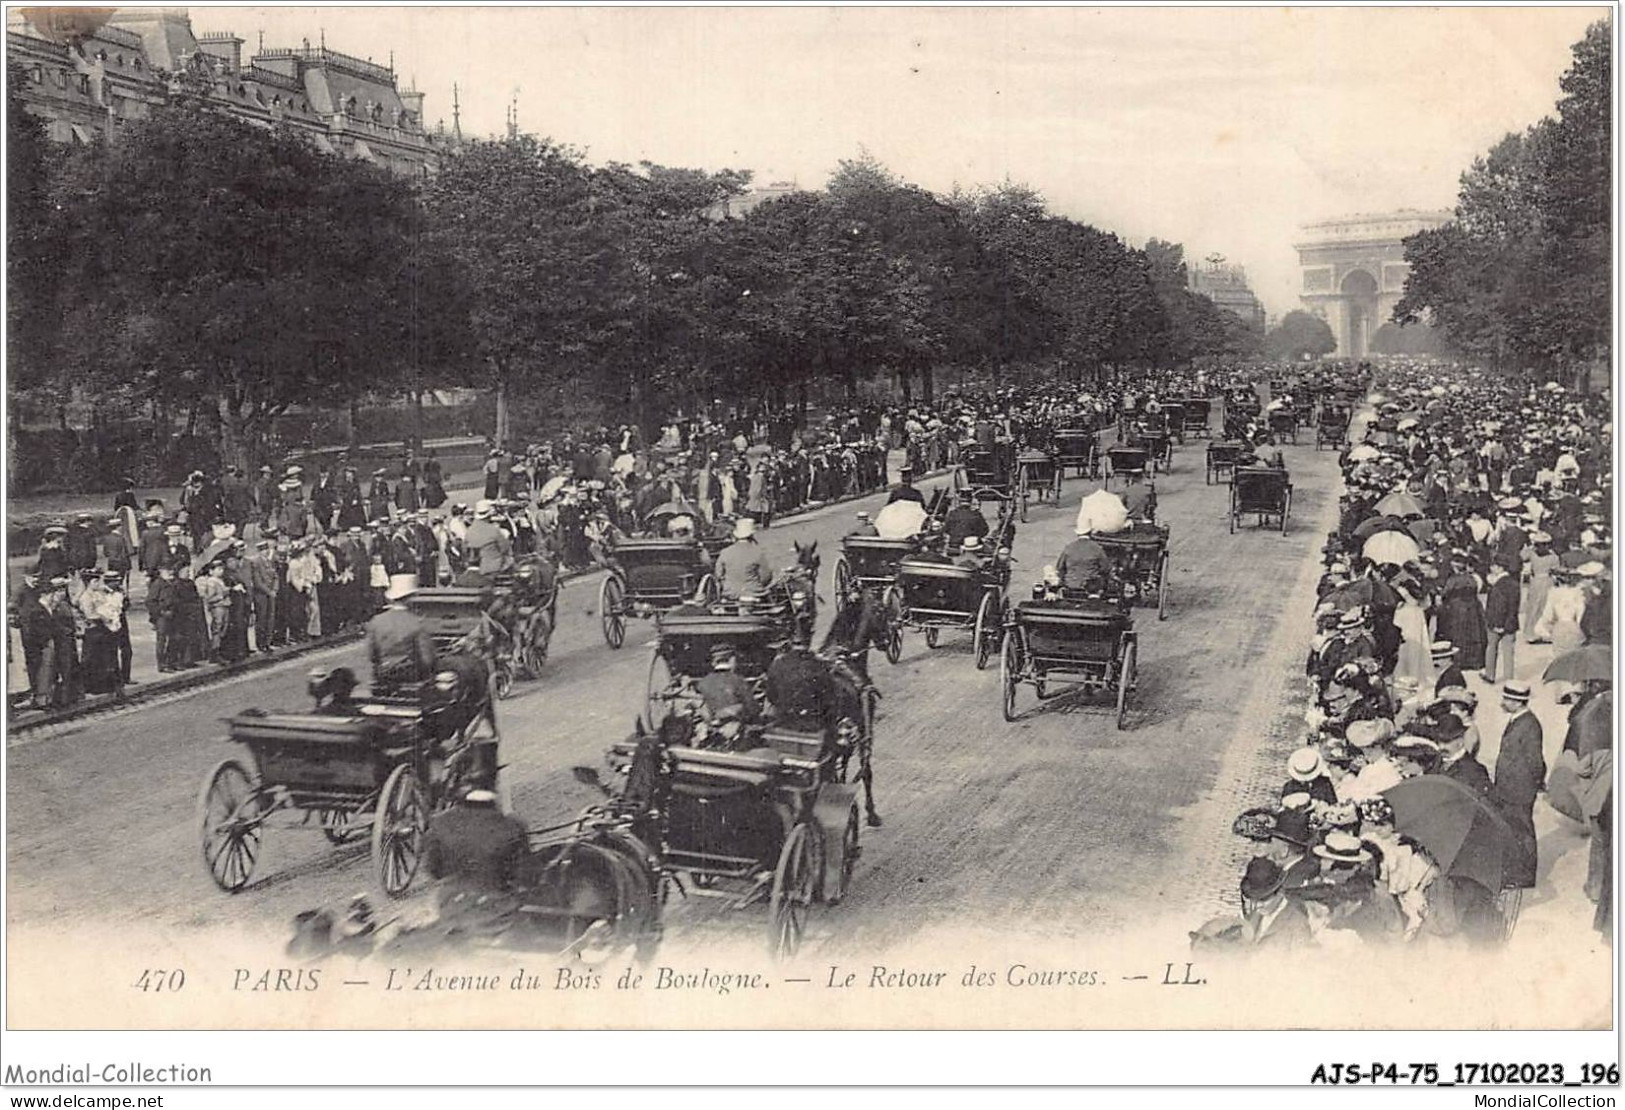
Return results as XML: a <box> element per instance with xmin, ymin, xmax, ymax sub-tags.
<box><xmin>1382</xmin><ymin>775</ymin><xmax>1521</xmax><ymax>893</ymax></box>
<box><xmin>1075</xmin><ymin>489</ymin><xmax>1129</xmax><ymax>535</ymax></box>
<box><xmin>874</xmin><ymin>499</ymin><xmax>927</xmax><ymax>539</ymax></box>
<box><xmin>1362</xmin><ymin>529</ymin><xmax>1420</xmax><ymax>567</ymax></box>
<box><xmin>1348</xmin><ymin>444</ymin><xmax>1381</xmax><ymax>463</ymax></box>
<box><xmin>1352</xmin><ymin>514</ymin><xmax>1412</xmax><ymax>542</ymax></box>
<box><xmin>1374</xmin><ymin>490</ymin><xmax>1426</xmax><ymax>518</ymax></box>
<box><xmin>190</xmin><ymin>538</ymin><xmax>235</xmax><ymax>574</ymax></box>
<box><xmin>1542</xmin><ymin>644</ymin><xmax>1614</xmax><ymax>685</ymax></box>
<box><xmin>538</xmin><ymin>475</ymin><xmax>569</xmax><ymax>502</ymax></box>
<box><xmin>1395</xmin><ymin>417</ymin><xmax>1420</xmax><ymax>432</ymax></box>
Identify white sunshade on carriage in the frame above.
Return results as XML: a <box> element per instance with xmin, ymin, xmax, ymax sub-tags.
<box><xmin>873</xmin><ymin>500</ymin><xmax>926</xmax><ymax>539</ymax></box>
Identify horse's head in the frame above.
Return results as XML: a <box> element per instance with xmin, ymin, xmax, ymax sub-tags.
<box><xmin>792</xmin><ymin>539</ymin><xmax>820</xmax><ymax>581</ymax></box>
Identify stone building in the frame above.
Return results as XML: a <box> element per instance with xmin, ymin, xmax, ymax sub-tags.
<box><xmin>1188</xmin><ymin>260</ymin><xmax>1266</xmax><ymax>332</ymax></box>
<box><xmin>6</xmin><ymin>7</ymin><xmax>438</xmax><ymax>177</ymax></box>
<box><xmin>1295</xmin><ymin>209</ymin><xmax>1452</xmax><ymax>358</ymax></box>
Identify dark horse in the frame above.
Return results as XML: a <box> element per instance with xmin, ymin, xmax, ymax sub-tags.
<box><xmin>819</xmin><ymin>583</ymin><xmax>887</xmax><ymax>827</ymax></box>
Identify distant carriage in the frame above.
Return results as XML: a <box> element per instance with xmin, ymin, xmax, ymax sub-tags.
<box><xmin>1014</xmin><ymin>449</ymin><xmax>1063</xmax><ymax>521</ymax></box>
<box><xmin>1053</xmin><ymin>428</ymin><xmax>1100</xmax><ymax>480</ymax></box>
<box><xmin>1316</xmin><ymin>406</ymin><xmax>1352</xmax><ymax>450</ymax></box>
<box><xmin>1267</xmin><ymin>408</ymin><xmax>1299</xmax><ymax>444</ymax></box>
<box><xmin>887</xmin><ymin>558</ymin><xmax>1007</xmax><ymax>670</ymax></box>
<box><xmin>599</xmin><ymin>538</ymin><xmax>717</xmax><ymax>649</ymax></box>
<box><xmin>1161</xmin><ymin>402</ymin><xmax>1187</xmax><ymax>447</ymax></box>
<box><xmin>999</xmin><ymin>598</ymin><xmax>1137</xmax><ymax>727</ymax></box>
<box><xmin>1230</xmin><ymin>467</ymin><xmax>1293</xmax><ymax>535</ymax></box>
<box><xmin>1178</xmin><ymin>397</ymin><xmax>1213</xmax><ymax>439</ymax></box>
<box><xmin>1104</xmin><ymin>445</ymin><xmax>1151</xmax><ymax>488</ymax></box>
<box><xmin>1205</xmin><ymin>441</ymin><xmax>1246</xmax><ymax>485</ymax></box>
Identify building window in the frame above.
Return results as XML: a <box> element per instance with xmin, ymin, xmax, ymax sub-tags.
<box><xmin>133</xmin><ymin>57</ymin><xmax>143</xmax><ymax>71</ymax></box>
<box><xmin>78</xmin><ymin>74</ymin><xmax>91</xmax><ymax>95</ymax></box>
<box><xmin>116</xmin><ymin>53</ymin><xmax>124</xmax><ymax>67</ymax></box>
<box><xmin>30</xmin><ymin>65</ymin><xmax>42</xmax><ymax>84</ymax></box>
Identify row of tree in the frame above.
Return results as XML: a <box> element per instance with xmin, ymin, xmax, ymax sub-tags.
<box><xmin>1394</xmin><ymin>20</ymin><xmax>1609</xmax><ymax>377</ymax></box>
<box><xmin>9</xmin><ymin>69</ymin><xmax>1267</xmax><ymax>470</ymax></box>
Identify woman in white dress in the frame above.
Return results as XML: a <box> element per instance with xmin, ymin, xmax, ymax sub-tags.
<box><xmin>1521</xmin><ymin>533</ymin><xmax>1559</xmax><ymax>643</ymax></box>
<box><xmin>1541</xmin><ymin>566</ymin><xmax>1588</xmax><ymax>653</ymax></box>
<box><xmin>1392</xmin><ymin>578</ymin><xmax>1435</xmax><ymax>694</ymax></box>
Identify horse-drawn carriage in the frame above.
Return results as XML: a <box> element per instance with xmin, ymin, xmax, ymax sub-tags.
<box><xmin>832</xmin><ymin>535</ymin><xmax>915</xmax><ymax>664</ymax></box>
<box><xmin>601</xmin><ymin>721</ymin><xmax>866</xmax><ymax>957</ymax></box>
<box><xmin>1267</xmin><ymin>407</ymin><xmax>1299</xmax><ymax>444</ymax></box>
<box><xmin>887</xmin><ymin>555</ymin><xmax>1008</xmax><ymax>669</ymax></box>
<box><xmin>1095</xmin><ymin>524</ymin><xmax>1171</xmax><ymax>620</ymax></box>
<box><xmin>999</xmin><ymin>597</ymin><xmax>1137</xmax><ymax>726</ymax></box>
<box><xmin>1316</xmin><ymin>405</ymin><xmax>1352</xmax><ymax>450</ymax></box>
<box><xmin>1161</xmin><ymin>402</ymin><xmax>1187</xmax><ymax>446</ymax></box>
<box><xmin>1015</xmin><ymin>449</ymin><xmax>1063</xmax><ymax>521</ymax></box>
<box><xmin>643</xmin><ymin>612</ymin><xmax>781</xmax><ymax>729</ymax></box>
<box><xmin>1179</xmin><ymin>397</ymin><xmax>1213</xmax><ymax>439</ymax></box>
<box><xmin>409</xmin><ymin>576</ymin><xmax>556</xmax><ymax>699</ymax></box>
<box><xmin>1105</xmin><ymin>445</ymin><xmax>1152</xmax><ymax>488</ymax></box>
<box><xmin>1230</xmin><ymin>466</ymin><xmax>1293</xmax><ymax>534</ymax></box>
<box><xmin>198</xmin><ymin>665</ymin><xmax>501</xmax><ymax>898</ymax></box>
<box><xmin>958</xmin><ymin>442</ymin><xmax>1017</xmax><ymax>499</ymax></box>
<box><xmin>600</xmin><ymin>537</ymin><xmax>717</xmax><ymax>648</ymax></box>
<box><xmin>1205</xmin><ymin>441</ymin><xmax>1249</xmax><ymax>485</ymax></box>
<box><xmin>1053</xmin><ymin>427</ymin><xmax>1100</xmax><ymax>480</ymax></box>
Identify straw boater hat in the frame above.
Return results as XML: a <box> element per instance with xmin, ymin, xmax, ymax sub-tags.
<box><xmin>1430</xmin><ymin>640</ymin><xmax>1457</xmax><ymax>661</ymax></box>
<box><xmin>1346</xmin><ymin>719</ymin><xmax>1395</xmax><ymax>749</ymax></box>
<box><xmin>1502</xmin><ymin>680</ymin><xmax>1532</xmax><ymax>706</ymax></box>
<box><xmin>1313</xmin><ymin>830</ymin><xmax>1373</xmax><ymax>866</ymax></box>
<box><xmin>734</xmin><ymin>517</ymin><xmax>757</xmax><ymax>540</ymax></box>
<box><xmin>1287</xmin><ymin>747</ymin><xmax>1325</xmax><ymax>782</ymax></box>
<box><xmin>962</xmin><ymin>535</ymin><xmax>983</xmax><ymax>552</ymax></box>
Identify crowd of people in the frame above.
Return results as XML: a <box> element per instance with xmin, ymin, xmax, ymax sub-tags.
<box><xmin>1202</xmin><ymin>359</ymin><xmax>1612</xmax><ymax>952</ymax></box>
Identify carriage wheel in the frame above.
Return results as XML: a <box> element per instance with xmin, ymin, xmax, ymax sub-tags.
<box><xmin>924</xmin><ymin>627</ymin><xmax>940</xmax><ymax>649</ymax></box>
<box><xmin>832</xmin><ymin>560</ymin><xmax>852</xmax><ymax>617</ymax></box>
<box><xmin>1157</xmin><ymin>552</ymin><xmax>1170</xmax><ymax>621</ymax></box>
<box><xmin>373</xmin><ymin>763</ymin><xmax>428</xmax><ymax>898</ymax></box>
<box><xmin>1116</xmin><ymin>639</ymin><xmax>1136</xmax><ymax>730</ymax></box>
<box><xmin>493</xmin><ymin>662</ymin><xmax>514</xmax><ymax>701</ymax></box>
<box><xmin>882</xmin><ymin>587</ymin><xmax>904</xmax><ymax>664</ymax></box>
<box><xmin>599</xmin><ymin>575</ymin><xmax>626</xmax><ymax>649</ymax></box>
<box><xmin>770</xmin><ymin>822</ymin><xmax>822</xmax><ymax>958</ymax></box>
<box><xmin>973</xmin><ymin>593</ymin><xmax>997</xmax><ymax>671</ymax></box>
<box><xmin>826</xmin><ymin>803</ymin><xmax>862</xmax><ymax>906</ymax></box>
<box><xmin>999</xmin><ymin>629</ymin><xmax>1021</xmax><ymax>721</ymax></box>
<box><xmin>643</xmin><ymin>651</ymin><xmax>674</xmax><ymax>731</ymax></box>
<box><xmin>198</xmin><ymin>758</ymin><xmax>263</xmax><ymax>893</ymax></box>
<box><xmin>319</xmin><ymin>807</ymin><xmax>360</xmax><ymax>845</ymax></box>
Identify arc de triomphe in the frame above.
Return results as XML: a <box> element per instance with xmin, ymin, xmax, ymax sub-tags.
<box><xmin>1295</xmin><ymin>210</ymin><xmax>1451</xmax><ymax>357</ymax></box>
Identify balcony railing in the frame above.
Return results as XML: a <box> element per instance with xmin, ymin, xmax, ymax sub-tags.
<box><xmin>254</xmin><ymin>45</ymin><xmax>394</xmax><ymax>86</ymax></box>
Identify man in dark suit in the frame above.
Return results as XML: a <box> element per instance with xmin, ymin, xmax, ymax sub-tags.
<box><xmin>365</xmin><ymin>581</ymin><xmax>437</xmax><ymax>690</ymax></box>
<box><xmin>1482</xmin><ymin>556</ymin><xmax>1521</xmax><ymax>683</ymax></box>
<box><xmin>1491</xmin><ymin>681</ymin><xmax>1544</xmax><ymax>891</ymax></box>
<box><xmin>1239</xmin><ymin>858</ymin><xmax>1312</xmax><ymax>949</ymax></box>
<box><xmin>1432</xmin><ymin>640</ymin><xmax>1466</xmax><ymax>694</ymax></box>
<box><xmin>943</xmin><ymin>495</ymin><xmax>989</xmax><ymax>550</ymax></box>
<box><xmin>424</xmin><ymin>788</ymin><xmax>528</xmax><ymax>931</ymax></box>
<box><xmin>138</xmin><ymin>512</ymin><xmax>169</xmax><ymax>585</ymax></box>
<box><xmin>886</xmin><ymin>467</ymin><xmax>926</xmax><ymax>506</ymax></box>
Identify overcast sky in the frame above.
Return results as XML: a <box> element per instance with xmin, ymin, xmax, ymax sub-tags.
<box><xmin>193</xmin><ymin>5</ymin><xmax>1605</xmax><ymax>316</ymax></box>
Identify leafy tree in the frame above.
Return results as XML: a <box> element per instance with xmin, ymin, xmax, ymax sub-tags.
<box><xmin>1263</xmin><ymin>310</ymin><xmax>1337</xmax><ymax>360</ymax></box>
<box><xmin>37</xmin><ymin>100</ymin><xmax>425</xmax><ymax>468</ymax></box>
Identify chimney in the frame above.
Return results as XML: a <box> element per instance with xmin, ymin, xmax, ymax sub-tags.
<box><xmin>197</xmin><ymin>31</ymin><xmax>242</xmax><ymax>73</ymax></box>
<box><xmin>400</xmin><ymin>83</ymin><xmax>425</xmax><ymax>127</ymax></box>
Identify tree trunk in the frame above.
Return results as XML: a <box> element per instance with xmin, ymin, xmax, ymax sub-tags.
<box><xmin>922</xmin><ymin>363</ymin><xmax>935</xmax><ymax>404</ymax></box>
<box><xmin>899</xmin><ymin>366</ymin><xmax>913</xmax><ymax>405</ymax></box>
<box><xmin>347</xmin><ymin>397</ymin><xmax>361</xmax><ymax>454</ymax></box>
<box><xmin>493</xmin><ymin>373</ymin><xmax>509</xmax><ymax>451</ymax></box>
<box><xmin>216</xmin><ymin>395</ymin><xmax>251</xmax><ymax>473</ymax></box>
<box><xmin>412</xmin><ymin>387</ymin><xmax>425</xmax><ymax>453</ymax></box>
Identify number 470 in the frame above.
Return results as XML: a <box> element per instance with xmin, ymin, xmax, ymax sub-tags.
<box><xmin>133</xmin><ymin>969</ymin><xmax>186</xmax><ymax>992</ymax></box>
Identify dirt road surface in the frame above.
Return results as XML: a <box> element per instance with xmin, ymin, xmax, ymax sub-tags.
<box><xmin>8</xmin><ymin>420</ymin><xmax>1343</xmax><ymax>959</ymax></box>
